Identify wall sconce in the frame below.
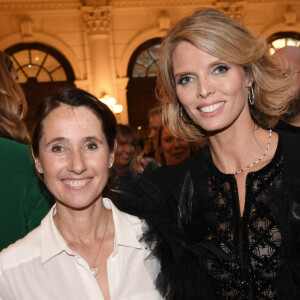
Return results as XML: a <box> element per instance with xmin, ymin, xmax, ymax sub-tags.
<box><xmin>99</xmin><ymin>94</ymin><xmax>123</xmax><ymax>120</ymax></box>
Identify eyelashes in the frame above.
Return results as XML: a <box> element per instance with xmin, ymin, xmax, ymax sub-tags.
<box><xmin>177</xmin><ymin>75</ymin><xmax>194</xmax><ymax>85</ymax></box>
<box><xmin>84</xmin><ymin>142</ymin><xmax>98</xmax><ymax>150</ymax></box>
<box><xmin>214</xmin><ymin>65</ymin><xmax>229</xmax><ymax>74</ymax></box>
<box><xmin>176</xmin><ymin>64</ymin><xmax>230</xmax><ymax>86</ymax></box>
<box><xmin>50</xmin><ymin>142</ymin><xmax>99</xmax><ymax>153</ymax></box>
<box><xmin>51</xmin><ymin>144</ymin><xmax>64</xmax><ymax>152</ymax></box>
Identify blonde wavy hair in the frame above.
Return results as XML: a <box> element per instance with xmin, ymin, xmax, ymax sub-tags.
<box><xmin>0</xmin><ymin>51</ymin><xmax>29</xmax><ymax>144</ymax></box>
<box><xmin>157</xmin><ymin>8</ymin><xmax>294</xmax><ymax>144</ymax></box>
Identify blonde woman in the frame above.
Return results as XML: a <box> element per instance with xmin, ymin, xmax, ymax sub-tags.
<box><xmin>112</xmin><ymin>8</ymin><xmax>300</xmax><ymax>300</ymax></box>
<box><xmin>155</xmin><ymin>125</ymin><xmax>192</xmax><ymax>166</ymax></box>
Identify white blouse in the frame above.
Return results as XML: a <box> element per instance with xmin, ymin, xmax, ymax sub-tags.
<box><xmin>0</xmin><ymin>198</ymin><xmax>163</xmax><ymax>300</ymax></box>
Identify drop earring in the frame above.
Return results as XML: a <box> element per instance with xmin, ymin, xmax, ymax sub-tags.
<box><xmin>179</xmin><ymin>106</ymin><xmax>192</xmax><ymax>123</ymax></box>
<box><xmin>248</xmin><ymin>84</ymin><xmax>255</xmax><ymax>105</ymax></box>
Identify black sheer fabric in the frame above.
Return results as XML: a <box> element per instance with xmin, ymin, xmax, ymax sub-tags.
<box><xmin>204</xmin><ymin>141</ymin><xmax>283</xmax><ymax>299</ymax></box>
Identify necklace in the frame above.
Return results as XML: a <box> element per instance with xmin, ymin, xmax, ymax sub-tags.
<box><xmin>90</xmin><ymin>209</ymin><xmax>108</xmax><ymax>276</ymax></box>
<box><xmin>55</xmin><ymin>207</ymin><xmax>109</xmax><ymax>277</ymax></box>
<box><xmin>234</xmin><ymin>129</ymin><xmax>272</xmax><ymax>175</ymax></box>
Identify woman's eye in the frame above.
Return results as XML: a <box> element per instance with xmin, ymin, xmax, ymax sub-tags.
<box><xmin>164</xmin><ymin>137</ymin><xmax>174</xmax><ymax>143</ymax></box>
<box><xmin>178</xmin><ymin>76</ymin><xmax>194</xmax><ymax>85</ymax></box>
<box><xmin>85</xmin><ymin>142</ymin><xmax>98</xmax><ymax>150</ymax></box>
<box><xmin>214</xmin><ymin>65</ymin><xmax>229</xmax><ymax>74</ymax></box>
<box><xmin>51</xmin><ymin>144</ymin><xmax>64</xmax><ymax>152</ymax></box>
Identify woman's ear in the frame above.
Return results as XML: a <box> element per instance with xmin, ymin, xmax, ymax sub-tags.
<box><xmin>109</xmin><ymin>140</ymin><xmax>117</xmax><ymax>166</ymax></box>
<box><xmin>245</xmin><ymin>72</ymin><xmax>254</xmax><ymax>88</ymax></box>
<box><xmin>31</xmin><ymin>148</ymin><xmax>43</xmax><ymax>174</ymax></box>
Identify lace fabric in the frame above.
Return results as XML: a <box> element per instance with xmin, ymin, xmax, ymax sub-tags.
<box><xmin>204</xmin><ymin>141</ymin><xmax>283</xmax><ymax>299</ymax></box>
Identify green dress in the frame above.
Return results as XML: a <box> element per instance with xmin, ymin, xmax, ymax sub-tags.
<box><xmin>0</xmin><ymin>137</ymin><xmax>53</xmax><ymax>251</ymax></box>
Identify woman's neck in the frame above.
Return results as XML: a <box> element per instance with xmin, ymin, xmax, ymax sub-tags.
<box><xmin>54</xmin><ymin>199</ymin><xmax>108</xmax><ymax>246</ymax></box>
<box><xmin>208</xmin><ymin>123</ymin><xmax>274</xmax><ymax>175</ymax></box>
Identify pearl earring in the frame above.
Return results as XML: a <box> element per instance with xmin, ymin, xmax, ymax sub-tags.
<box><xmin>37</xmin><ymin>169</ymin><xmax>43</xmax><ymax>174</ymax></box>
<box><xmin>109</xmin><ymin>163</ymin><xmax>113</xmax><ymax>169</ymax></box>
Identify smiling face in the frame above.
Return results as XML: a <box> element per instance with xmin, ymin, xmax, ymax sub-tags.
<box><xmin>33</xmin><ymin>104</ymin><xmax>115</xmax><ymax>210</ymax></box>
<box><xmin>114</xmin><ymin>135</ymin><xmax>136</xmax><ymax>174</ymax></box>
<box><xmin>160</xmin><ymin>126</ymin><xmax>191</xmax><ymax>165</ymax></box>
<box><xmin>172</xmin><ymin>41</ymin><xmax>252</xmax><ymax>133</ymax></box>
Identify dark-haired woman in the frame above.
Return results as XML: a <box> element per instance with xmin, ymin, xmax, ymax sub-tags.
<box><xmin>0</xmin><ymin>88</ymin><xmax>163</xmax><ymax>300</ymax></box>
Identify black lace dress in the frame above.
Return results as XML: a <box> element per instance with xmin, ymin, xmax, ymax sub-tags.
<box><xmin>110</xmin><ymin>130</ymin><xmax>300</xmax><ymax>300</ymax></box>
<box><xmin>204</xmin><ymin>143</ymin><xmax>283</xmax><ymax>299</ymax></box>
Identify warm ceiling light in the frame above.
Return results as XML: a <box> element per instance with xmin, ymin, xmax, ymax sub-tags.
<box><xmin>99</xmin><ymin>94</ymin><xmax>123</xmax><ymax>115</ymax></box>
<box><xmin>112</xmin><ymin>104</ymin><xmax>123</xmax><ymax>114</ymax></box>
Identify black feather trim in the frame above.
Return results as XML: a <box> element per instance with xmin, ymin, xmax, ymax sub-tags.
<box><xmin>109</xmin><ymin>169</ymin><xmax>231</xmax><ymax>299</ymax></box>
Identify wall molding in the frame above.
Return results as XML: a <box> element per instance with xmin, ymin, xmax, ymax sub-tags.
<box><xmin>0</xmin><ymin>32</ymin><xmax>83</xmax><ymax>81</ymax></box>
<box><xmin>0</xmin><ymin>2</ymin><xmax>81</xmax><ymax>11</ymax></box>
<box><xmin>112</xmin><ymin>0</ymin><xmax>209</xmax><ymax>7</ymax></box>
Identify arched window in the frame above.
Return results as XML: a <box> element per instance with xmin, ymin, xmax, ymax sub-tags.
<box><xmin>127</xmin><ymin>38</ymin><xmax>162</xmax><ymax>142</ymax></box>
<box><xmin>131</xmin><ymin>43</ymin><xmax>160</xmax><ymax>78</ymax></box>
<box><xmin>268</xmin><ymin>32</ymin><xmax>300</xmax><ymax>54</ymax></box>
<box><xmin>5</xmin><ymin>43</ymin><xmax>75</xmax><ymax>83</ymax></box>
<box><xmin>5</xmin><ymin>43</ymin><xmax>75</xmax><ymax>131</ymax></box>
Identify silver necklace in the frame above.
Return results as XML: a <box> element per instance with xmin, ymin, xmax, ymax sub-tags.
<box><xmin>234</xmin><ymin>129</ymin><xmax>272</xmax><ymax>175</ymax></box>
<box><xmin>55</xmin><ymin>208</ymin><xmax>109</xmax><ymax>277</ymax></box>
<box><xmin>90</xmin><ymin>209</ymin><xmax>108</xmax><ymax>276</ymax></box>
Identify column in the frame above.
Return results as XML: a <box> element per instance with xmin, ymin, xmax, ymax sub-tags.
<box><xmin>83</xmin><ymin>6</ymin><xmax>113</xmax><ymax>98</ymax></box>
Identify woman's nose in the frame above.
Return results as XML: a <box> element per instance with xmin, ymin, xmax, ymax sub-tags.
<box><xmin>197</xmin><ymin>78</ymin><xmax>215</xmax><ymax>98</ymax></box>
<box><xmin>173</xmin><ymin>138</ymin><xmax>182</xmax><ymax>147</ymax></box>
<box><xmin>67</xmin><ymin>150</ymin><xmax>87</xmax><ymax>174</ymax></box>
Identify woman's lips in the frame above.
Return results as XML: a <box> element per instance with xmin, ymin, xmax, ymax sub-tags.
<box><xmin>62</xmin><ymin>178</ymin><xmax>92</xmax><ymax>189</ymax></box>
<box><xmin>198</xmin><ymin>101</ymin><xmax>225</xmax><ymax>113</ymax></box>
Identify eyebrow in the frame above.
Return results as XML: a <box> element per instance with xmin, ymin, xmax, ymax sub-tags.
<box><xmin>84</xmin><ymin>136</ymin><xmax>104</xmax><ymax>144</ymax></box>
<box><xmin>45</xmin><ymin>136</ymin><xmax>103</xmax><ymax>147</ymax></box>
<box><xmin>45</xmin><ymin>137</ymin><xmax>66</xmax><ymax>147</ymax></box>
<box><xmin>174</xmin><ymin>59</ymin><xmax>227</xmax><ymax>77</ymax></box>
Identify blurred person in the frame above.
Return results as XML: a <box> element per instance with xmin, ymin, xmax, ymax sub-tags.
<box><xmin>148</xmin><ymin>106</ymin><xmax>162</xmax><ymax>140</ymax></box>
<box><xmin>0</xmin><ymin>88</ymin><xmax>163</xmax><ymax>299</ymax></box>
<box><xmin>113</xmin><ymin>124</ymin><xmax>137</xmax><ymax>182</ymax></box>
<box><xmin>136</xmin><ymin>138</ymin><xmax>145</xmax><ymax>162</ymax></box>
<box><xmin>144</xmin><ymin>106</ymin><xmax>163</xmax><ymax>158</ymax></box>
<box><xmin>272</xmin><ymin>46</ymin><xmax>300</xmax><ymax>133</ymax></box>
<box><xmin>0</xmin><ymin>51</ymin><xmax>28</xmax><ymax>143</ymax></box>
<box><xmin>0</xmin><ymin>51</ymin><xmax>52</xmax><ymax>251</ymax></box>
<box><xmin>156</xmin><ymin>125</ymin><xmax>192</xmax><ymax>166</ymax></box>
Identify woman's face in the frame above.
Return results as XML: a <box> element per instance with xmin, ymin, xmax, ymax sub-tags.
<box><xmin>34</xmin><ymin>104</ymin><xmax>115</xmax><ymax>209</ymax></box>
<box><xmin>114</xmin><ymin>135</ymin><xmax>136</xmax><ymax>170</ymax></box>
<box><xmin>172</xmin><ymin>41</ymin><xmax>252</xmax><ymax>133</ymax></box>
<box><xmin>160</xmin><ymin>127</ymin><xmax>191</xmax><ymax>165</ymax></box>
